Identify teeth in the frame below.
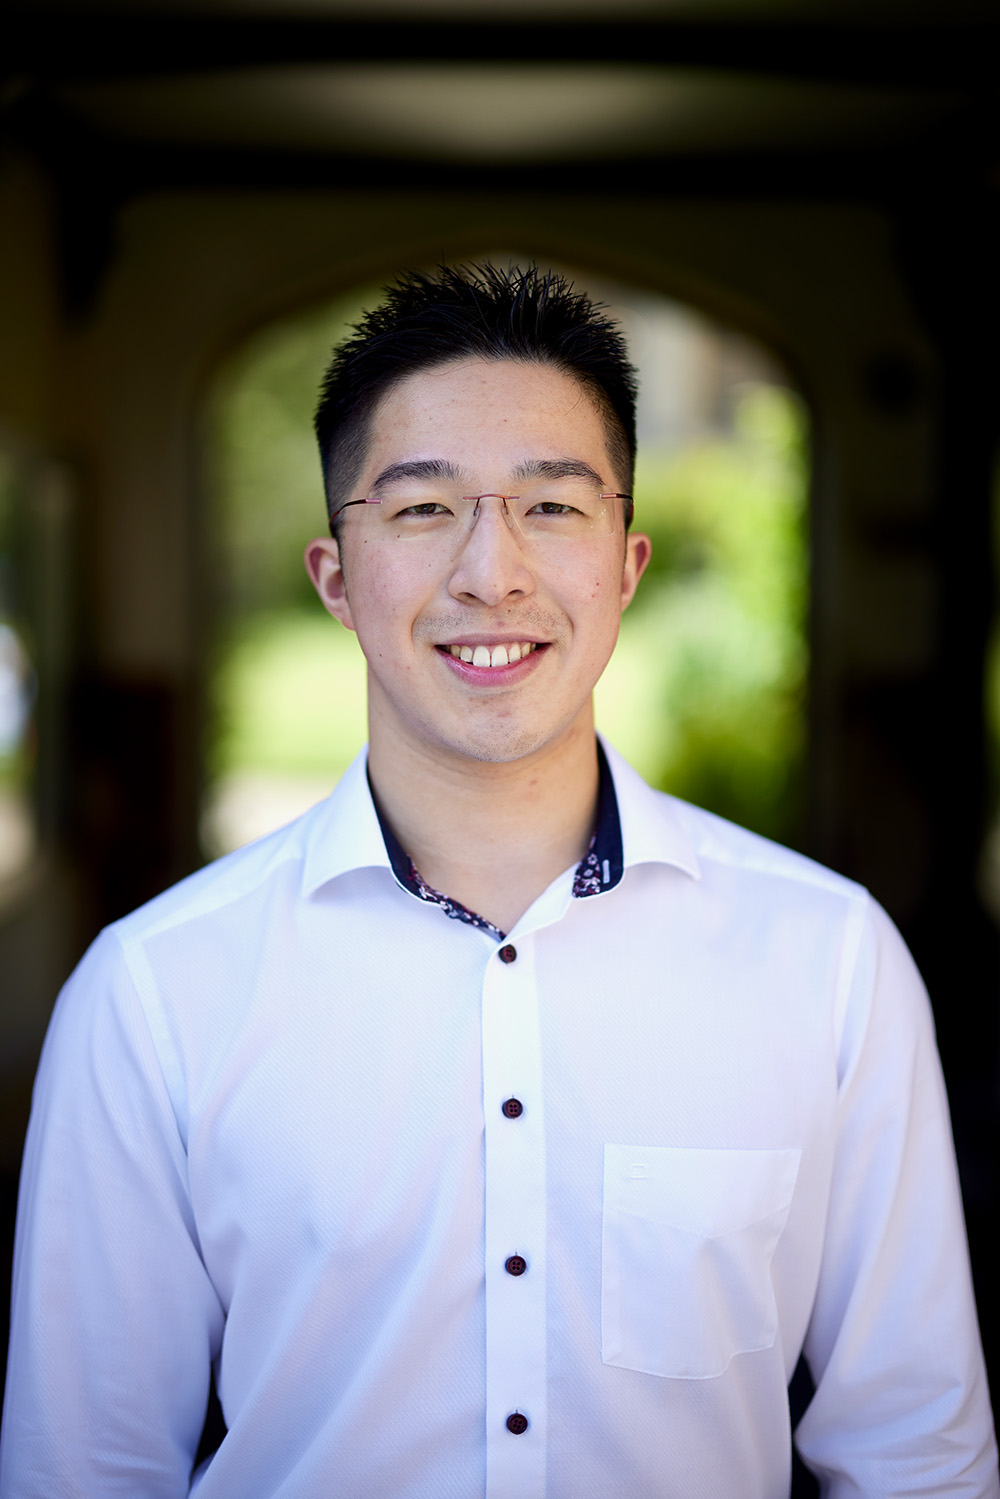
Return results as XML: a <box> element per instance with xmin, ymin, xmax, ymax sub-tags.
<box><xmin>448</xmin><ymin>642</ymin><xmax>536</xmax><ymax>667</ymax></box>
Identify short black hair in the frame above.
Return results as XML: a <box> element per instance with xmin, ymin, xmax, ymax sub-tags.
<box><xmin>314</xmin><ymin>263</ymin><xmax>638</xmax><ymax>537</ymax></box>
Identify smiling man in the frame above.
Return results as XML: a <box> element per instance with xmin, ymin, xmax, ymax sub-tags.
<box><xmin>305</xmin><ymin>353</ymin><xmax>650</xmax><ymax>937</ymax></box>
<box><xmin>2</xmin><ymin>265</ymin><xmax>997</xmax><ymax>1499</ymax></box>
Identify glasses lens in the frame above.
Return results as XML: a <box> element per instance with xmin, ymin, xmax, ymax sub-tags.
<box><xmin>362</xmin><ymin>483</ymin><xmax>619</xmax><ymax>542</ymax></box>
<box><xmin>511</xmin><ymin>482</ymin><xmax>615</xmax><ymax>538</ymax></box>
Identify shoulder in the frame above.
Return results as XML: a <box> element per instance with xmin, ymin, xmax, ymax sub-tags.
<box><xmin>46</xmin><ymin>804</ymin><xmax>327</xmax><ymax>1049</ymax></box>
<box><xmin>106</xmin><ymin>747</ymin><xmax>385</xmax><ymax>959</ymax></box>
<box><xmin>604</xmin><ymin>748</ymin><xmax>931</xmax><ymax>1073</ymax></box>
<box><xmin>109</xmin><ymin>801</ymin><xmax>325</xmax><ymax>948</ymax></box>
<box><xmin>682</xmin><ymin>798</ymin><xmax>865</xmax><ymax>902</ymax></box>
<box><xmin>39</xmin><ymin>797</ymin><xmax>342</xmax><ymax>1127</ymax></box>
<box><xmin>604</xmin><ymin>737</ymin><xmax>867</xmax><ymax>909</ymax></box>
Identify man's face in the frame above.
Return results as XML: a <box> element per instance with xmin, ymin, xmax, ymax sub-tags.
<box><xmin>306</xmin><ymin>357</ymin><xmax>651</xmax><ymax>771</ymax></box>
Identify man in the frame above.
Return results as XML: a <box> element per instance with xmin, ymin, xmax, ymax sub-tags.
<box><xmin>2</xmin><ymin>264</ymin><xmax>996</xmax><ymax>1497</ymax></box>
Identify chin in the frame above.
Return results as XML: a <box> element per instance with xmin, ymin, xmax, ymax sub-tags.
<box><xmin>444</xmin><ymin>719</ymin><xmax>576</xmax><ymax>766</ymax></box>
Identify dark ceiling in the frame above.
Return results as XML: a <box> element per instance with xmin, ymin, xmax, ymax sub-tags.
<box><xmin>4</xmin><ymin>1</ymin><xmax>999</xmax><ymax>202</ymax></box>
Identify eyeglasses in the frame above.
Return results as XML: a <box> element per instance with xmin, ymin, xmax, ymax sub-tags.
<box><xmin>329</xmin><ymin>481</ymin><xmax>632</xmax><ymax>547</ymax></box>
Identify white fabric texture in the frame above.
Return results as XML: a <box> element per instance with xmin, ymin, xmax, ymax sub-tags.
<box><xmin>2</xmin><ymin>741</ymin><xmax>997</xmax><ymax>1498</ymax></box>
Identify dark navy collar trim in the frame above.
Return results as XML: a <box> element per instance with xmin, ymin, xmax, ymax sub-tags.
<box><xmin>368</xmin><ymin>772</ymin><xmax>421</xmax><ymax>893</ymax></box>
<box><xmin>367</xmin><ymin>739</ymin><xmax>624</xmax><ymax>938</ymax></box>
<box><xmin>572</xmin><ymin>739</ymin><xmax>624</xmax><ymax>898</ymax></box>
<box><xmin>368</xmin><ymin>775</ymin><xmax>508</xmax><ymax>938</ymax></box>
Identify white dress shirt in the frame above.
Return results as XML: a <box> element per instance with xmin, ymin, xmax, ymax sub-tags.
<box><xmin>2</xmin><ymin>740</ymin><xmax>996</xmax><ymax>1498</ymax></box>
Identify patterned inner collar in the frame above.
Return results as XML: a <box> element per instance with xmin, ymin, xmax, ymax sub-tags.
<box><xmin>369</xmin><ymin>741</ymin><xmax>623</xmax><ymax>941</ymax></box>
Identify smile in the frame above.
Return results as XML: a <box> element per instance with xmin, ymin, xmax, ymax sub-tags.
<box><xmin>444</xmin><ymin>642</ymin><xmax>540</xmax><ymax>668</ymax></box>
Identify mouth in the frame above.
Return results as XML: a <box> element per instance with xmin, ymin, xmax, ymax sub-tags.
<box><xmin>438</xmin><ymin>641</ymin><xmax>543</xmax><ymax>670</ymax></box>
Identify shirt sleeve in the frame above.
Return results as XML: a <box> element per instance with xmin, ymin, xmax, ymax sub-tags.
<box><xmin>0</xmin><ymin>928</ymin><xmax>225</xmax><ymax>1498</ymax></box>
<box><xmin>794</xmin><ymin>895</ymin><xmax>999</xmax><ymax>1497</ymax></box>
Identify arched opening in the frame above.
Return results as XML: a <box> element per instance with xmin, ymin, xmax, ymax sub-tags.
<box><xmin>199</xmin><ymin>265</ymin><xmax>810</xmax><ymax>859</ymax></box>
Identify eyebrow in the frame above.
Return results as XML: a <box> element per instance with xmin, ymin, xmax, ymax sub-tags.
<box><xmin>369</xmin><ymin>459</ymin><xmax>464</xmax><ymax>490</ymax></box>
<box><xmin>512</xmin><ymin>458</ymin><xmax>607</xmax><ymax>485</ymax></box>
<box><xmin>370</xmin><ymin>456</ymin><xmax>607</xmax><ymax>490</ymax></box>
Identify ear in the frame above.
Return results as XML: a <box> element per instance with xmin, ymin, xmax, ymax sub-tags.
<box><xmin>621</xmin><ymin>531</ymin><xmax>652</xmax><ymax>611</ymax></box>
<box><xmin>304</xmin><ymin>536</ymin><xmax>356</xmax><ymax>632</ymax></box>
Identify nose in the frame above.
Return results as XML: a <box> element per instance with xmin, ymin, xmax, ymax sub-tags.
<box><xmin>447</xmin><ymin>496</ymin><xmax>536</xmax><ymax>607</ymax></box>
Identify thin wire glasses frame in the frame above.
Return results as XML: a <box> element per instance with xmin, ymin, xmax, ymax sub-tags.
<box><xmin>327</xmin><ymin>490</ymin><xmax>633</xmax><ymax>541</ymax></box>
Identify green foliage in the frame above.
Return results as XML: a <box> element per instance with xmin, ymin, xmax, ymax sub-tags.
<box><xmin>596</xmin><ymin>384</ymin><xmax>809</xmax><ymax>843</ymax></box>
<box><xmin>205</xmin><ymin>288</ymin><xmax>378</xmax><ymax>791</ymax></box>
<box><xmin>208</xmin><ymin>289</ymin><xmax>378</xmax><ymax>619</ymax></box>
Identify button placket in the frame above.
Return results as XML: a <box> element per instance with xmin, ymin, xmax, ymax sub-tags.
<box><xmin>482</xmin><ymin>934</ymin><xmax>547</xmax><ymax>1498</ymax></box>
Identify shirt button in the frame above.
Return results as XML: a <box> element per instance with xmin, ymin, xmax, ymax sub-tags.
<box><xmin>506</xmin><ymin>1412</ymin><xmax>529</xmax><ymax>1435</ymax></box>
<box><xmin>498</xmin><ymin>944</ymin><xmax>517</xmax><ymax>964</ymax></box>
<box><xmin>505</xmin><ymin>1254</ymin><xmax>527</xmax><ymax>1276</ymax></box>
<box><xmin>501</xmin><ymin>1098</ymin><xmax>523</xmax><ymax>1119</ymax></box>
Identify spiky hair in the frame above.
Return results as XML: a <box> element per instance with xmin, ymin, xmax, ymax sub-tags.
<box><xmin>314</xmin><ymin>263</ymin><xmax>637</xmax><ymax>532</ymax></box>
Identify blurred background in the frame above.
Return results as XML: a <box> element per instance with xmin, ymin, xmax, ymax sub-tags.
<box><xmin>2</xmin><ymin>0</ymin><xmax>999</xmax><ymax>1466</ymax></box>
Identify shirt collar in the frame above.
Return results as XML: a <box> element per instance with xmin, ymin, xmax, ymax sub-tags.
<box><xmin>599</xmin><ymin>735</ymin><xmax>701</xmax><ymax>881</ymax></box>
<box><xmin>301</xmin><ymin>737</ymin><xmax>701</xmax><ymax>901</ymax></box>
<box><xmin>370</xmin><ymin>738</ymin><xmax>624</xmax><ymax>917</ymax></box>
<box><xmin>301</xmin><ymin>748</ymin><xmax>392</xmax><ymax>897</ymax></box>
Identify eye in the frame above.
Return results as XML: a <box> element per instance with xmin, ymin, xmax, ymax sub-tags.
<box><xmin>379</xmin><ymin>498</ymin><xmax>454</xmax><ymax>520</ymax></box>
<box><xmin>397</xmin><ymin>501</ymin><xmax>451</xmax><ymax>517</ymax></box>
<box><xmin>527</xmin><ymin>500</ymin><xmax>583</xmax><ymax>518</ymax></box>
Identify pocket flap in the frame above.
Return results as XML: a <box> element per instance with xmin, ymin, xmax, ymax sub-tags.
<box><xmin>604</xmin><ymin>1144</ymin><xmax>801</xmax><ymax>1237</ymax></box>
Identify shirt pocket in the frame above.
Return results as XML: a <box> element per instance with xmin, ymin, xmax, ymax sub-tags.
<box><xmin>601</xmin><ymin>1143</ymin><xmax>801</xmax><ymax>1380</ymax></box>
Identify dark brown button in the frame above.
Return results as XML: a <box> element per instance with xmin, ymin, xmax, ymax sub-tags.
<box><xmin>501</xmin><ymin>1098</ymin><xmax>523</xmax><ymax>1119</ymax></box>
<box><xmin>498</xmin><ymin>944</ymin><xmax>517</xmax><ymax>964</ymax></box>
<box><xmin>505</xmin><ymin>1255</ymin><xmax>527</xmax><ymax>1276</ymax></box>
<box><xmin>506</xmin><ymin>1412</ymin><xmax>529</xmax><ymax>1435</ymax></box>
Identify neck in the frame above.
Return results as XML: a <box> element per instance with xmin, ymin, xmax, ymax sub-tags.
<box><xmin>367</xmin><ymin>714</ymin><xmax>600</xmax><ymax>935</ymax></box>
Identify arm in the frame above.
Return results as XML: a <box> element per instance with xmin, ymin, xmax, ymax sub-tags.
<box><xmin>0</xmin><ymin>930</ymin><xmax>224</xmax><ymax>1497</ymax></box>
<box><xmin>795</xmin><ymin>897</ymin><xmax>998</xmax><ymax>1497</ymax></box>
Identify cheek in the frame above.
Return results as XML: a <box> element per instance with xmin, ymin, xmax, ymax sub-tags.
<box><xmin>578</xmin><ymin>567</ymin><xmax>627</xmax><ymax>654</ymax></box>
<box><xmin>577</xmin><ymin>559</ymin><xmax>623</xmax><ymax>609</ymax></box>
<box><xmin>349</xmin><ymin>549</ymin><xmax>429</xmax><ymax>642</ymax></box>
<box><xmin>544</xmin><ymin>551</ymin><xmax>605</xmax><ymax>598</ymax></box>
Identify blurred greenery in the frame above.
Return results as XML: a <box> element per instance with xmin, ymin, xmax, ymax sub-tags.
<box><xmin>207</xmin><ymin>288</ymin><xmax>379</xmax><ymax>620</ymax></box>
<box><xmin>207</xmin><ymin>292</ymin><xmax>809</xmax><ymax>848</ymax></box>
<box><xmin>212</xmin><ymin>611</ymin><xmax>367</xmax><ymax>780</ymax></box>
<box><xmin>597</xmin><ymin>383</ymin><xmax>808</xmax><ymax>842</ymax></box>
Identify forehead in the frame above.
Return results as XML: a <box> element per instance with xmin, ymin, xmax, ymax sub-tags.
<box><xmin>359</xmin><ymin>357</ymin><xmax>614</xmax><ymax>486</ymax></box>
